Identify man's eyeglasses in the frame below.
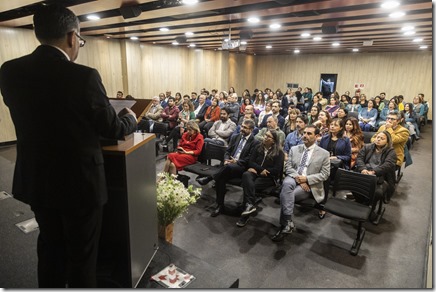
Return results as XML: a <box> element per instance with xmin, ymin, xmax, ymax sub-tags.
<box><xmin>75</xmin><ymin>32</ymin><xmax>86</xmax><ymax>47</ymax></box>
<box><xmin>386</xmin><ymin>117</ymin><xmax>398</xmax><ymax>121</ymax></box>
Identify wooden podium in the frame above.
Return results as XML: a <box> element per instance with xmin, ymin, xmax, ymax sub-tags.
<box><xmin>98</xmin><ymin>133</ymin><xmax>158</xmax><ymax>288</ymax></box>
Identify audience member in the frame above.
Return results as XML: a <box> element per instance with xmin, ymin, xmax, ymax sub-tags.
<box><xmin>346</xmin><ymin>96</ymin><xmax>361</xmax><ymax>114</ymax></box>
<box><xmin>283</xmin><ymin>115</ymin><xmax>308</xmax><ymax>160</ymax></box>
<box><xmin>159</xmin><ymin>92</ymin><xmax>167</xmax><ymax>108</ymax></box>
<box><xmin>313</xmin><ymin>110</ymin><xmax>332</xmax><ymax>139</ymax></box>
<box><xmin>160</xmin><ymin>97</ymin><xmax>180</xmax><ymax>129</ymax></box>
<box><xmin>307</xmin><ymin>106</ymin><xmax>319</xmax><ymax>125</ymax></box>
<box><xmin>138</xmin><ymin>95</ymin><xmax>163</xmax><ymax>132</ymax></box>
<box><xmin>259</xmin><ymin>100</ymin><xmax>284</xmax><ymax>129</ymax></box>
<box><xmin>163</xmin><ymin>121</ymin><xmax>204</xmax><ymax>175</ymax></box>
<box><xmin>237</xmin><ymin>129</ymin><xmax>285</xmax><ymax>227</ymax></box>
<box><xmin>344</xmin><ymin>117</ymin><xmax>364</xmax><ymax>169</ymax></box>
<box><xmin>282</xmin><ymin>107</ymin><xmax>300</xmax><ymax>136</ymax></box>
<box><xmin>206</xmin><ymin>108</ymin><xmax>237</xmax><ymax>146</ymax></box>
<box><xmin>258</xmin><ymin>101</ymin><xmax>272</xmax><ymax>128</ymax></box>
<box><xmin>358</xmin><ymin>99</ymin><xmax>378</xmax><ymax>131</ymax></box>
<box><xmin>359</xmin><ymin>93</ymin><xmax>368</xmax><ymax>109</ymax></box>
<box><xmin>253</xmin><ymin>91</ymin><xmax>266</xmax><ymax>116</ymax></box>
<box><xmin>224</xmin><ymin>93</ymin><xmax>241</xmax><ymax>124</ymax></box>
<box><xmin>311</xmin><ymin>92</ymin><xmax>323</xmax><ymax>111</ymax></box>
<box><xmin>199</xmin><ymin>97</ymin><xmax>221</xmax><ymax>137</ymax></box>
<box><xmin>403</xmin><ymin>103</ymin><xmax>420</xmax><ymax>139</ymax></box>
<box><xmin>116</xmin><ymin>90</ymin><xmax>124</xmax><ymax>99</ymax></box>
<box><xmin>378</xmin><ymin>100</ymin><xmax>397</xmax><ymax>127</ymax></box>
<box><xmin>271</xmin><ymin>125</ymin><xmax>330</xmax><ymax>242</ymax></box>
<box><xmin>325</xmin><ymin>97</ymin><xmax>340</xmax><ymax>118</ymax></box>
<box><xmin>303</xmin><ymin>87</ymin><xmax>313</xmax><ymax>113</ymax></box>
<box><xmin>356</xmin><ymin>131</ymin><xmax>397</xmax><ymax>203</ymax></box>
<box><xmin>255</xmin><ymin>115</ymin><xmax>286</xmax><ymax>146</ymax></box>
<box><xmin>371</xmin><ymin>111</ymin><xmax>409</xmax><ymax>167</ymax></box>
<box><xmin>337</xmin><ymin>108</ymin><xmax>348</xmax><ymax>120</ymax></box>
<box><xmin>162</xmin><ymin>100</ymin><xmax>195</xmax><ymax>150</ymax></box>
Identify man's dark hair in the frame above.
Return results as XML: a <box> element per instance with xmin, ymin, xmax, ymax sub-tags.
<box><xmin>305</xmin><ymin>124</ymin><xmax>320</xmax><ymax>135</ymax></box>
<box><xmin>242</xmin><ymin>119</ymin><xmax>255</xmax><ymax>130</ymax></box>
<box><xmin>296</xmin><ymin>115</ymin><xmax>308</xmax><ymax>124</ymax></box>
<box><xmin>220</xmin><ymin>107</ymin><xmax>230</xmax><ymax>115</ymax></box>
<box><xmin>33</xmin><ymin>4</ymin><xmax>79</xmax><ymax>43</ymax></box>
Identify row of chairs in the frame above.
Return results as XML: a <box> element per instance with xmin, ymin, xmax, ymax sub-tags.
<box><xmin>181</xmin><ymin>141</ymin><xmax>384</xmax><ymax>256</ymax></box>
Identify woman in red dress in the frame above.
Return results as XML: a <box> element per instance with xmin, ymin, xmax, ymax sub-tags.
<box><xmin>163</xmin><ymin>120</ymin><xmax>204</xmax><ymax>175</ymax></box>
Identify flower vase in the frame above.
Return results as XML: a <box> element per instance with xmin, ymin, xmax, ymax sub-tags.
<box><xmin>158</xmin><ymin>223</ymin><xmax>174</xmax><ymax>243</ymax></box>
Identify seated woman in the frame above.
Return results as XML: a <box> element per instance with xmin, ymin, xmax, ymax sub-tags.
<box><xmin>346</xmin><ymin>96</ymin><xmax>361</xmax><ymax>114</ymax></box>
<box><xmin>313</xmin><ymin>110</ymin><xmax>332</xmax><ymax>140</ymax></box>
<box><xmin>311</xmin><ymin>92</ymin><xmax>323</xmax><ymax>111</ymax></box>
<box><xmin>344</xmin><ymin>117</ymin><xmax>364</xmax><ymax>169</ymax></box>
<box><xmin>199</xmin><ymin>97</ymin><xmax>220</xmax><ymax>138</ymax></box>
<box><xmin>257</xmin><ymin>101</ymin><xmax>272</xmax><ymax>128</ymax></box>
<box><xmin>236</xmin><ymin>129</ymin><xmax>284</xmax><ymax>227</ymax></box>
<box><xmin>404</xmin><ymin>102</ymin><xmax>420</xmax><ymax>139</ymax></box>
<box><xmin>355</xmin><ymin>131</ymin><xmax>397</xmax><ymax>203</ymax></box>
<box><xmin>162</xmin><ymin>100</ymin><xmax>195</xmax><ymax>150</ymax></box>
<box><xmin>318</xmin><ymin>118</ymin><xmax>352</xmax><ymax>217</ymax></box>
<box><xmin>282</xmin><ymin>107</ymin><xmax>300</xmax><ymax>136</ymax></box>
<box><xmin>163</xmin><ymin>121</ymin><xmax>204</xmax><ymax>175</ymax></box>
<box><xmin>325</xmin><ymin>97</ymin><xmax>340</xmax><ymax>118</ymax></box>
<box><xmin>337</xmin><ymin>108</ymin><xmax>348</xmax><ymax>120</ymax></box>
<box><xmin>253</xmin><ymin>92</ymin><xmax>266</xmax><ymax>116</ymax></box>
<box><xmin>358</xmin><ymin>99</ymin><xmax>378</xmax><ymax>131</ymax></box>
<box><xmin>307</xmin><ymin>105</ymin><xmax>319</xmax><ymax>125</ymax></box>
<box><xmin>378</xmin><ymin>100</ymin><xmax>397</xmax><ymax>127</ymax></box>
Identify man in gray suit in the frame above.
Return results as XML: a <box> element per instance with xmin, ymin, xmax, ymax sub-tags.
<box><xmin>271</xmin><ymin>125</ymin><xmax>330</xmax><ymax>242</ymax></box>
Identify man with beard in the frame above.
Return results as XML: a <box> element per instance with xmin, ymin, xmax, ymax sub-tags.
<box><xmin>271</xmin><ymin>125</ymin><xmax>330</xmax><ymax>242</ymax></box>
<box><xmin>283</xmin><ymin>115</ymin><xmax>308</xmax><ymax>161</ymax></box>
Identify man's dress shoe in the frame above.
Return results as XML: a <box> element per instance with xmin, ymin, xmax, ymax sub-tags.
<box><xmin>196</xmin><ymin>176</ymin><xmax>213</xmax><ymax>186</ymax></box>
<box><xmin>210</xmin><ymin>205</ymin><xmax>224</xmax><ymax>217</ymax></box>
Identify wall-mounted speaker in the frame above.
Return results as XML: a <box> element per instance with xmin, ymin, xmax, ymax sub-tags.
<box><xmin>321</xmin><ymin>23</ymin><xmax>338</xmax><ymax>34</ymax></box>
<box><xmin>175</xmin><ymin>36</ymin><xmax>187</xmax><ymax>44</ymax></box>
<box><xmin>119</xmin><ymin>5</ymin><xmax>142</xmax><ymax>19</ymax></box>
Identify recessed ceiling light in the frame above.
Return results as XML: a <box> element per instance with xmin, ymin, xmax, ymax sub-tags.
<box><xmin>160</xmin><ymin>27</ymin><xmax>169</xmax><ymax>32</ymax></box>
<box><xmin>130</xmin><ymin>36</ymin><xmax>138</xmax><ymax>40</ymax></box>
<box><xmin>182</xmin><ymin>0</ymin><xmax>198</xmax><ymax>4</ymax></box>
<box><xmin>389</xmin><ymin>11</ymin><xmax>405</xmax><ymax>18</ymax></box>
<box><xmin>413</xmin><ymin>38</ymin><xmax>423</xmax><ymax>42</ymax></box>
<box><xmin>352</xmin><ymin>48</ymin><xmax>359</xmax><ymax>52</ymax></box>
<box><xmin>189</xmin><ymin>44</ymin><xmax>196</xmax><ymax>47</ymax></box>
<box><xmin>332</xmin><ymin>42</ymin><xmax>340</xmax><ymax>47</ymax></box>
<box><xmin>313</xmin><ymin>36</ymin><xmax>322</xmax><ymax>41</ymax></box>
<box><xmin>294</xmin><ymin>49</ymin><xmax>300</xmax><ymax>53</ymax></box>
<box><xmin>224</xmin><ymin>38</ymin><xmax>229</xmax><ymax>42</ymax></box>
<box><xmin>269</xmin><ymin>23</ymin><xmax>281</xmax><ymax>29</ymax></box>
<box><xmin>419</xmin><ymin>45</ymin><xmax>428</xmax><ymax>49</ymax></box>
<box><xmin>401</xmin><ymin>25</ymin><xmax>414</xmax><ymax>31</ymax></box>
<box><xmin>172</xmin><ymin>41</ymin><xmax>179</xmax><ymax>45</ymax></box>
<box><xmin>240</xmin><ymin>41</ymin><xmax>247</xmax><ymax>45</ymax></box>
<box><xmin>185</xmin><ymin>32</ymin><xmax>194</xmax><ymax>36</ymax></box>
<box><xmin>301</xmin><ymin>33</ymin><xmax>311</xmax><ymax>37</ymax></box>
<box><xmin>248</xmin><ymin>17</ymin><xmax>260</xmax><ymax>23</ymax></box>
<box><xmin>381</xmin><ymin>1</ymin><xmax>400</xmax><ymax>9</ymax></box>
<box><xmin>87</xmin><ymin>15</ymin><xmax>100</xmax><ymax>20</ymax></box>
<box><xmin>266</xmin><ymin>45</ymin><xmax>272</xmax><ymax>49</ymax></box>
<box><xmin>403</xmin><ymin>31</ymin><xmax>415</xmax><ymax>36</ymax></box>
<box><xmin>153</xmin><ymin>42</ymin><xmax>156</xmax><ymax>44</ymax></box>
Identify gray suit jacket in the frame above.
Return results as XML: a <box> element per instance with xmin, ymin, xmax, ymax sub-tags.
<box><xmin>286</xmin><ymin>144</ymin><xmax>330</xmax><ymax>203</ymax></box>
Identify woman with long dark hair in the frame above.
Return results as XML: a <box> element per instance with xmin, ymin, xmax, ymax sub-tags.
<box><xmin>344</xmin><ymin>117</ymin><xmax>364</xmax><ymax>169</ymax></box>
<box><xmin>236</xmin><ymin>129</ymin><xmax>284</xmax><ymax>227</ymax></box>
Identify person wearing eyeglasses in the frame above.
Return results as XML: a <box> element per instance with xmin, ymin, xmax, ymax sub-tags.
<box><xmin>0</xmin><ymin>4</ymin><xmax>137</xmax><ymax>288</ymax></box>
<box><xmin>371</xmin><ymin>111</ymin><xmax>409</xmax><ymax>168</ymax></box>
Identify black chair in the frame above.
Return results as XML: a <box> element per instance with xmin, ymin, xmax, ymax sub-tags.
<box><xmin>362</xmin><ymin>131</ymin><xmax>376</xmax><ymax>144</ymax></box>
<box><xmin>323</xmin><ymin>168</ymin><xmax>377</xmax><ymax>256</ymax></box>
<box><xmin>153</xmin><ymin>122</ymin><xmax>170</xmax><ymax>156</ymax></box>
<box><xmin>183</xmin><ymin>142</ymin><xmax>227</xmax><ymax>178</ymax></box>
<box><xmin>347</xmin><ymin>111</ymin><xmax>359</xmax><ymax>120</ymax></box>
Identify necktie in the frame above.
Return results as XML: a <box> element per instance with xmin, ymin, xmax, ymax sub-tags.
<box><xmin>233</xmin><ymin>137</ymin><xmax>246</xmax><ymax>160</ymax></box>
<box><xmin>297</xmin><ymin>148</ymin><xmax>309</xmax><ymax>175</ymax></box>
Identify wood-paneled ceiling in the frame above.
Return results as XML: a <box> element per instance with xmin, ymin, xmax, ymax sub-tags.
<box><xmin>0</xmin><ymin>0</ymin><xmax>432</xmax><ymax>55</ymax></box>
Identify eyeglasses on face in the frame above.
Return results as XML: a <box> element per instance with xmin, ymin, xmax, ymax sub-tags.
<box><xmin>75</xmin><ymin>32</ymin><xmax>86</xmax><ymax>47</ymax></box>
<box><xmin>386</xmin><ymin>117</ymin><xmax>398</xmax><ymax>121</ymax></box>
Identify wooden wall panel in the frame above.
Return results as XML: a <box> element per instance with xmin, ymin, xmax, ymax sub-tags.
<box><xmin>228</xmin><ymin>53</ymin><xmax>256</xmax><ymax>96</ymax></box>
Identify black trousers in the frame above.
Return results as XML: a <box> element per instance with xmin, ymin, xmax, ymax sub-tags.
<box><xmin>213</xmin><ymin>163</ymin><xmax>245</xmax><ymax>205</ymax></box>
<box><xmin>241</xmin><ymin>171</ymin><xmax>276</xmax><ymax>206</ymax></box>
<box><xmin>32</xmin><ymin>205</ymin><xmax>103</xmax><ymax>288</ymax></box>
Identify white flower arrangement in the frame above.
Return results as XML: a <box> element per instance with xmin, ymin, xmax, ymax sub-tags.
<box><xmin>156</xmin><ymin>172</ymin><xmax>201</xmax><ymax>226</ymax></box>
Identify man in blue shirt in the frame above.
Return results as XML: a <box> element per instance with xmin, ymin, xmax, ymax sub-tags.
<box><xmin>283</xmin><ymin>115</ymin><xmax>308</xmax><ymax>160</ymax></box>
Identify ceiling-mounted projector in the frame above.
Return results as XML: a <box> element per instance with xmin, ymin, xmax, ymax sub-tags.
<box><xmin>222</xmin><ymin>40</ymin><xmax>240</xmax><ymax>50</ymax></box>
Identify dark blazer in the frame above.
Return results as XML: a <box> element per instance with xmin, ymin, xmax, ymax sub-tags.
<box><xmin>0</xmin><ymin>45</ymin><xmax>137</xmax><ymax>210</ymax></box>
<box><xmin>319</xmin><ymin>135</ymin><xmax>352</xmax><ymax>169</ymax></box>
<box><xmin>225</xmin><ymin>133</ymin><xmax>259</xmax><ymax>168</ymax></box>
<box><xmin>194</xmin><ymin>102</ymin><xmax>209</xmax><ymax>122</ymax></box>
<box><xmin>259</xmin><ymin>113</ymin><xmax>285</xmax><ymax>129</ymax></box>
<box><xmin>248</xmin><ymin>144</ymin><xmax>284</xmax><ymax>179</ymax></box>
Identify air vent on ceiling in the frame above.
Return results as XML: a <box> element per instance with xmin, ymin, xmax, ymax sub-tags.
<box><xmin>363</xmin><ymin>40</ymin><xmax>374</xmax><ymax>46</ymax></box>
<box><xmin>290</xmin><ymin>10</ymin><xmax>320</xmax><ymax>17</ymax></box>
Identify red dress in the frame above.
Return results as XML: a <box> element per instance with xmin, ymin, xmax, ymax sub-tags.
<box><xmin>168</xmin><ymin>132</ymin><xmax>204</xmax><ymax>170</ymax></box>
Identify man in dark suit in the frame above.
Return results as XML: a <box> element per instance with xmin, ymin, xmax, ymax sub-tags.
<box><xmin>271</xmin><ymin>125</ymin><xmax>330</xmax><ymax>242</ymax></box>
<box><xmin>196</xmin><ymin>119</ymin><xmax>259</xmax><ymax>217</ymax></box>
<box><xmin>0</xmin><ymin>4</ymin><xmax>137</xmax><ymax>288</ymax></box>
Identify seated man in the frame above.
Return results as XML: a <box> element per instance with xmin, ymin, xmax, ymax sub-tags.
<box><xmin>271</xmin><ymin>125</ymin><xmax>330</xmax><ymax>242</ymax></box>
<box><xmin>160</xmin><ymin>97</ymin><xmax>180</xmax><ymax>129</ymax></box>
<box><xmin>371</xmin><ymin>111</ymin><xmax>409</xmax><ymax>168</ymax></box>
<box><xmin>258</xmin><ymin>100</ymin><xmax>285</xmax><ymax>129</ymax></box>
<box><xmin>137</xmin><ymin>95</ymin><xmax>163</xmax><ymax>132</ymax></box>
<box><xmin>205</xmin><ymin>108</ymin><xmax>237</xmax><ymax>147</ymax></box>
<box><xmin>255</xmin><ymin>115</ymin><xmax>286</xmax><ymax>146</ymax></box>
<box><xmin>283</xmin><ymin>115</ymin><xmax>307</xmax><ymax>160</ymax></box>
<box><xmin>196</xmin><ymin>120</ymin><xmax>259</xmax><ymax>217</ymax></box>
<box><xmin>193</xmin><ymin>94</ymin><xmax>209</xmax><ymax>123</ymax></box>
<box><xmin>224</xmin><ymin>93</ymin><xmax>241</xmax><ymax>124</ymax></box>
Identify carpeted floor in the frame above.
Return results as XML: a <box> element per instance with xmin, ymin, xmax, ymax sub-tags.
<box><xmin>0</xmin><ymin>124</ymin><xmax>432</xmax><ymax>288</ymax></box>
